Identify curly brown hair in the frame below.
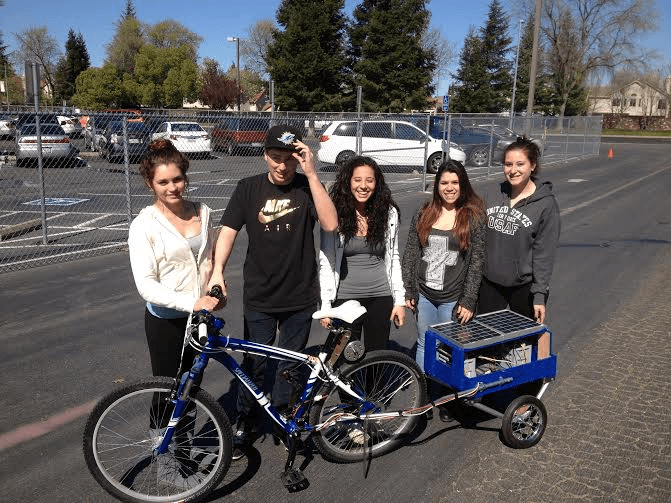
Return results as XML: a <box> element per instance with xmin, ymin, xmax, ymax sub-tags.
<box><xmin>139</xmin><ymin>139</ymin><xmax>189</xmax><ymax>189</ymax></box>
<box><xmin>329</xmin><ymin>156</ymin><xmax>399</xmax><ymax>248</ymax></box>
<box><xmin>416</xmin><ymin>160</ymin><xmax>484</xmax><ymax>251</ymax></box>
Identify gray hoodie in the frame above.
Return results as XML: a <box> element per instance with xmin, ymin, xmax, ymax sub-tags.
<box><xmin>482</xmin><ymin>180</ymin><xmax>561</xmax><ymax>305</ymax></box>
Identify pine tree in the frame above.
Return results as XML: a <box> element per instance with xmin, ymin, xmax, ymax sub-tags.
<box><xmin>451</xmin><ymin>0</ymin><xmax>512</xmax><ymax>113</ymax></box>
<box><xmin>450</xmin><ymin>27</ymin><xmax>488</xmax><ymax>113</ymax></box>
<box><xmin>479</xmin><ymin>0</ymin><xmax>512</xmax><ymax>113</ymax></box>
<box><xmin>350</xmin><ymin>0</ymin><xmax>435</xmax><ymax>112</ymax></box>
<box><xmin>266</xmin><ymin>0</ymin><xmax>351</xmax><ymax>111</ymax></box>
<box><xmin>54</xmin><ymin>30</ymin><xmax>90</xmax><ymax>105</ymax></box>
<box><xmin>123</xmin><ymin>0</ymin><xmax>137</xmax><ymax>20</ymax></box>
<box><xmin>105</xmin><ymin>7</ymin><xmax>144</xmax><ymax>75</ymax></box>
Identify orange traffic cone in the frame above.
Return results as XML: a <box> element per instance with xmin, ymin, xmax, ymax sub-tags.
<box><xmin>608</xmin><ymin>148</ymin><xmax>614</xmax><ymax>158</ymax></box>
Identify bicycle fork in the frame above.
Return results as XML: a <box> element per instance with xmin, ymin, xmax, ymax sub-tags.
<box><xmin>153</xmin><ymin>355</ymin><xmax>208</xmax><ymax>455</ymax></box>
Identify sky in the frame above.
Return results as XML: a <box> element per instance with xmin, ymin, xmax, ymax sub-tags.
<box><xmin>1</xmin><ymin>0</ymin><xmax>670</xmax><ymax>96</ymax></box>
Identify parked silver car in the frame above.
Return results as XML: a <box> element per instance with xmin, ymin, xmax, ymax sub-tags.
<box><xmin>15</xmin><ymin>123</ymin><xmax>78</xmax><ymax>166</ymax></box>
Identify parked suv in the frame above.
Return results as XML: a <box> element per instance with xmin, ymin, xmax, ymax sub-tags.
<box><xmin>210</xmin><ymin>117</ymin><xmax>270</xmax><ymax>155</ymax></box>
<box><xmin>317</xmin><ymin>120</ymin><xmax>465</xmax><ymax>173</ymax></box>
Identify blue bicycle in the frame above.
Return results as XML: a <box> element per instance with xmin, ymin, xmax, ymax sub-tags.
<box><xmin>83</xmin><ymin>299</ymin><xmax>427</xmax><ymax>503</ymax></box>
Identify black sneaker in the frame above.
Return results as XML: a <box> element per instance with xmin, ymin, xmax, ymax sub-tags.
<box><xmin>231</xmin><ymin>429</ymin><xmax>248</xmax><ymax>461</ymax></box>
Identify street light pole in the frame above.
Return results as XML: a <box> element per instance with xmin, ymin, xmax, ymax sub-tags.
<box><xmin>227</xmin><ymin>36</ymin><xmax>241</xmax><ymax>111</ymax></box>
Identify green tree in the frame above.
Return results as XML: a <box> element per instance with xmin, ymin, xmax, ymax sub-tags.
<box><xmin>132</xmin><ymin>45</ymin><xmax>200</xmax><ymax>108</ymax></box>
<box><xmin>105</xmin><ymin>10</ymin><xmax>144</xmax><ymax>75</ymax></box>
<box><xmin>1</xmin><ymin>31</ymin><xmax>24</xmax><ymax>105</ymax></box>
<box><xmin>266</xmin><ymin>0</ymin><xmax>351</xmax><ymax>111</ymax></box>
<box><xmin>71</xmin><ymin>65</ymin><xmax>128</xmax><ymax>109</ymax></box>
<box><xmin>450</xmin><ymin>27</ymin><xmax>488</xmax><ymax>112</ymax></box>
<box><xmin>145</xmin><ymin>19</ymin><xmax>202</xmax><ymax>62</ymax></box>
<box><xmin>224</xmin><ymin>64</ymin><xmax>267</xmax><ymax>107</ymax></box>
<box><xmin>54</xmin><ymin>29</ymin><xmax>90</xmax><ymax>105</ymax></box>
<box><xmin>350</xmin><ymin>0</ymin><xmax>435</xmax><ymax>112</ymax></box>
<box><xmin>122</xmin><ymin>0</ymin><xmax>136</xmax><ymax>19</ymax></box>
<box><xmin>478</xmin><ymin>0</ymin><xmax>513</xmax><ymax>113</ymax></box>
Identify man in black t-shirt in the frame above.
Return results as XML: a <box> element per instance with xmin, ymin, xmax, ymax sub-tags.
<box><xmin>209</xmin><ymin>124</ymin><xmax>337</xmax><ymax>459</ymax></box>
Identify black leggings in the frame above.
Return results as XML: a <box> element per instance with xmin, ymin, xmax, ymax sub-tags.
<box><xmin>477</xmin><ymin>277</ymin><xmax>535</xmax><ymax>319</ymax></box>
<box><xmin>144</xmin><ymin>308</ymin><xmax>197</xmax><ymax>378</ymax></box>
<box><xmin>333</xmin><ymin>296</ymin><xmax>393</xmax><ymax>352</ymax></box>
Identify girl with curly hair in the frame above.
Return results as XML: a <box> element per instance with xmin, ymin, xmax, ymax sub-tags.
<box><xmin>318</xmin><ymin>156</ymin><xmax>406</xmax><ymax>351</ymax></box>
<box><xmin>402</xmin><ymin>160</ymin><xmax>486</xmax><ymax>372</ymax></box>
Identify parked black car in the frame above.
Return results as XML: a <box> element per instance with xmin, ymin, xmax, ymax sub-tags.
<box><xmin>98</xmin><ymin>121</ymin><xmax>148</xmax><ymax>163</ymax></box>
<box><xmin>433</xmin><ymin>121</ymin><xmax>543</xmax><ymax>167</ymax></box>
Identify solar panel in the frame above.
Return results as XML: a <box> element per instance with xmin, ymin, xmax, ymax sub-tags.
<box><xmin>429</xmin><ymin>309</ymin><xmax>545</xmax><ymax>349</ymax></box>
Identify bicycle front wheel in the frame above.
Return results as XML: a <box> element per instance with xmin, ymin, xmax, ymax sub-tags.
<box><xmin>310</xmin><ymin>350</ymin><xmax>427</xmax><ymax>463</ymax></box>
<box><xmin>83</xmin><ymin>377</ymin><xmax>232</xmax><ymax>503</ymax></box>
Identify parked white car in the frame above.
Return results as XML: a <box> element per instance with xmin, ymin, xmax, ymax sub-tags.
<box><xmin>150</xmin><ymin>121</ymin><xmax>212</xmax><ymax>157</ymax></box>
<box><xmin>317</xmin><ymin>120</ymin><xmax>466</xmax><ymax>173</ymax></box>
<box><xmin>15</xmin><ymin>123</ymin><xmax>78</xmax><ymax>166</ymax></box>
<box><xmin>57</xmin><ymin>115</ymin><xmax>83</xmax><ymax>137</ymax></box>
<box><xmin>0</xmin><ymin>115</ymin><xmax>16</xmax><ymax>139</ymax></box>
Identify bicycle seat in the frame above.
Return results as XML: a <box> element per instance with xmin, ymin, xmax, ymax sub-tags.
<box><xmin>312</xmin><ymin>300</ymin><xmax>367</xmax><ymax>323</ymax></box>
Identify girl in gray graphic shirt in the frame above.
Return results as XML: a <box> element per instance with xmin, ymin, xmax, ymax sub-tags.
<box><xmin>402</xmin><ymin>161</ymin><xmax>486</xmax><ymax>372</ymax></box>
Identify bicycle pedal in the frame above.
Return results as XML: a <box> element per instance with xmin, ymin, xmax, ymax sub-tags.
<box><xmin>280</xmin><ymin>467</ymin><xmax>309</xmax><ymax>492</ymax></box>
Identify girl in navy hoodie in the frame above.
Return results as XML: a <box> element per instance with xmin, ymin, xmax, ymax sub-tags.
<box><xmin>478</xmin><ymin>138</ymin><xmax>560</xmax><ymax>323</ymax></box>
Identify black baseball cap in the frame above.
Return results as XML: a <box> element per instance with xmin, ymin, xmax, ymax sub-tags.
<box><xmin>264</xmin><ymin>124</ymin><xmax>303</xmax><ymax>151</ymax></box>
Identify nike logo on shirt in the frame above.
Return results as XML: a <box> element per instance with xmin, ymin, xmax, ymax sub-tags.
<box><xmin>258</xmin><ymin>198</ymin><xmax>299</xmax><ymax>223</ymax></box>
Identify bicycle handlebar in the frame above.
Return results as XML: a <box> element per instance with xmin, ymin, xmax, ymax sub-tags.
<box><xmin>208</xmin><ymin>284</ymin><xmax>224</xmax><ymax>301</ymax></box>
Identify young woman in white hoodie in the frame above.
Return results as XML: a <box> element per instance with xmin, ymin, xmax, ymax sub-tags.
<box><xmin>128</xmin><ymin>139</ymin><xmax>222</xmax><ymax>380</ymax></box>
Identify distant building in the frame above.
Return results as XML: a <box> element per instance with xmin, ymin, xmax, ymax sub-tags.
<box><xmin>589</xmin><ymin>78</ymin><xmax>670</xmax><ymax>118</ymax></box>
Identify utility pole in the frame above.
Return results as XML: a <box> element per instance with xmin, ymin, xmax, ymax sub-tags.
<box><xmin>526</xmin><ymin>0</ymin><xmax>543</xmax><ymax>132</ymax></box>
<box><xmin>510</xmin><ymin>19</ymin><xmax>524</xmax><ymax>129</ymax></box>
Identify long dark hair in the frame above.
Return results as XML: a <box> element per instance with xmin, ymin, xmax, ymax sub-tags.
<box><xmin>503</xmin><ymin>137</ymin><xmax>541</xmax><ymax>180</ymax></box>
<box><xmin>416</xmin><ymin>160</ymin><xmax>484</xmax><ymax>251</ymax></box>
<box><xmin>139</xmin><ymin>139</ymin><xmax>190</xmax><ymax>189</ymax></box>
<box><xmin>329</xmin><ymin>156</ymin><xmax>399</xmax><ymax>247</ymax></box>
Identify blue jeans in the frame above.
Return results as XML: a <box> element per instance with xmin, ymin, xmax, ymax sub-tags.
<box><xmin>236</xmin><ymin>305</ymin><xmax>316</xmax><ymax>430</ymax></box>
<box><xmin>415</xmin><ymin>294</ymin><xmax>456</xmax><ymax>372</ymax></box>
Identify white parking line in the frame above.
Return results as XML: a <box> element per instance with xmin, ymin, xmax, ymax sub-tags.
<box><xmin>561</xmin><ymin>164</ymin><xmax>671</xmax><ymax>216</ymax></box>
<box><xmin>0</xmin><ymin>211</ymin><xmax>20</xmax><ymax>220</ymax></box>
<box><xmin>75</xmin><ymin>214</ymin><xmax>111</xmax><ymax>228</ymax></box>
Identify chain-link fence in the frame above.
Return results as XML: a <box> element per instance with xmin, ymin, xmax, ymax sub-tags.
<box><xmin>0</xmin><ymin>109</ymin><xmax>602</xmax><ymax>272</ymax></box>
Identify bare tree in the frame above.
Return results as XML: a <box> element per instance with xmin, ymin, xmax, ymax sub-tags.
<box><xmin>543</xmin><ymin>0</ymin><xmax>658</xmax><ymax>118</ymax></box>
<box><xmin>240</xmin><ymin>19</ymin><xmax>275</xmax><ymax>78</ymax></box>
<box><xmin>422</xmin><ymin>27</ymin><xmax>457</xmax><ymax>90</ymax></box>
<box><xmin>14</xmin><ymin>26</ymin><xmax>61</xmax><ymax>102</ymax></box>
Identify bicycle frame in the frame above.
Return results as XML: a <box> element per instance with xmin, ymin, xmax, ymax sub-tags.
<box><xmin>154</xmin><ymin>313</ymin><xmax>367</xmax><ymax>456</ymax></box>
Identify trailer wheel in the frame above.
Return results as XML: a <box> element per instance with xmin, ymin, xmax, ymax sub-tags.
<box><xmin>501</xmin><ymin>395</ymin><xmax>547</xmax><ymax>449</ymax></box>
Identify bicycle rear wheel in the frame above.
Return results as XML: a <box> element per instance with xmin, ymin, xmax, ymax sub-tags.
<box><xmin>310</xmin><ymin>350</ymin><xmax>426</xmax><ymax>463</ymax></box>
<box><xmin>83</xmin><ymin>377</ymin><xmax>232</xmax><ymax>503</ymax></box>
